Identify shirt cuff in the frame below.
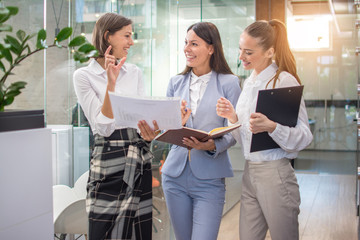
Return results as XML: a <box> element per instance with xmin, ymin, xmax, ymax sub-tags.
<box><xmin>268</xmin><ymin>123</ymin><xmax>279</xmax><ymax>138</ymax></box>
<box><xmin>227</xmin><ymin>119</ymin><xmax>240</xmax><ymax>127</ymax></box>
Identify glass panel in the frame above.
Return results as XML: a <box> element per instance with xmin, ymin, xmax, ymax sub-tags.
<box><xmin>2</xmin><ymin>0</ymin><xmax>45</xmax><ymax>111</ymax></box>
<box><xmin>287</xmin><ymin>4</ymin><xmax>357</xmax><ymax>153</ymax></box>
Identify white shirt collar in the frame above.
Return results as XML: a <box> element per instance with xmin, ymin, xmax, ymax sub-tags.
<box><xmin>250</xmin><ymin>63</ymin><xmax>278</xmax><ymax>83</ymax></box>
<box><xmin>190</xmin><ymin>70</ymin><xmax>212</xmax><ymax>85</ymax></box>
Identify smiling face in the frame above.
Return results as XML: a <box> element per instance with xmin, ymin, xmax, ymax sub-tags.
<box><xmin>238</xmin><ymin>32</ymin><xmax>274</xmax><ymax>75</ymax></box>
<box><xmin>184</xmin><ymin>29</ymin><xmax>213</xmax><ymax>76</ymax></box>
<box><xmin>107</xmin><ymin>24</ymin><xmax>134</xmax><ymax>59</ymax></box>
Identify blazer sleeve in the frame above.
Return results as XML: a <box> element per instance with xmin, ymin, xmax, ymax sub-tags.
<box><xmin>211</xmin><ymin>75</ymin><xmax>241</xmax><ymax>158</ymax></box>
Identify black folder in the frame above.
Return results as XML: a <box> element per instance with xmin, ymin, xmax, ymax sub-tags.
<box><xmin>250</xmin><ymin>85</ymin><xmax>304</xmax><ymax>152</ymax></box>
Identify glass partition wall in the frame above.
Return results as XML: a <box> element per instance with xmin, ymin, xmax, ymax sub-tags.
<box><xmin>287</xmin><ymin>1</ymin><xmax>358</xmax><ymax>177</ymax></box>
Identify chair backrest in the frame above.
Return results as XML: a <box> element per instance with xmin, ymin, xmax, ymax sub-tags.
<box><xmin>74</xmin><ymin>170</ymin><xmax>89</xmax><ymax>199</ymax></box>
<box><xmin>53</xmin><ymin>185</ymin><xmax>78</xmax><ymax>221</ymax></box>
<box><xmin>53</xmin><ymin>172</ymin><xmax>89</xmax><ymax>235</ymax></box>
<box><xmin>54</xmin><ymin>199</ymin><xmax>88</xmax><ymax>234</ymax></box>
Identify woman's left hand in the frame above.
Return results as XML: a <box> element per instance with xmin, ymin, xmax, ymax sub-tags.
<box><xmin>138</xmin><ymin>120</ymin><xmax>160</xmax><ymax>141</ymax></box>
<box><xmin>249</xmin><ymin>112</ymin><xmax>277</xmax><ymax>134</ymax></box>
<box><xmin>182</xmin><ymin>137</ymin><xmax>216</xmax><ymax>151</ymax></box>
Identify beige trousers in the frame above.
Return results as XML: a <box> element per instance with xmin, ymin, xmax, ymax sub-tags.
<box><xmin>239</xmin><ymin>159</ymin><xmax>300</xmax><ymax>240</ymax></box>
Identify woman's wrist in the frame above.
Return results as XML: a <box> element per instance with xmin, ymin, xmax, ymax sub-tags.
<box><xmin>107</xmin><ymin>84</ymin><xmax>115</xmax><ymax>92</ymax></box>
<box><xmin>229</xmin><ymin>112</ymin><xmax>238</xmax><ymax>124</ymax></box>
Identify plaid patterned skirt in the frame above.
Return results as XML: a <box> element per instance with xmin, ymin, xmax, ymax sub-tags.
<box><xmin>86</xmin><ymin>128</ymin><xmax>153</xmax><ymax>240</ymax></box>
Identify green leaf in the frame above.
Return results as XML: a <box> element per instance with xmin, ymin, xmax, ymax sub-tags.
<box><xmin>0</xmin><ymin>7</ymin><xmax>10</xmax><ymax>24</ymax></box>
<box><xmin>7</xmin><ymin>6</ymin><xmax>19</xmax><ymax>16</ymax></box>
<box><xmin>68</xmin><ymin>36</ymin><xmax>86</xmax><ymax>47</ymax></box>
<box><xmin>78</xmin><ymin>43</ymin><xmax>96</xmax><ymax>53</ymax></box>
<box><xmin>10</xmin><ymin>81</ymin><xmax>27</xmax><ymax>89</ymax></box>
<box><xmin>86</xmin><ymin>50</ymin><xmax>98</xmax><ymax>58</ymax></box>
<box><xmin>0</xmin><ymin>7</ymin><xmax>10</xmax><ymax>15</ymax></box>
<box><xmin>55</xmin><ymin>27</ymin><xmax>72</xmax><ymax>43</ymax></box>
<box><xmin>80</xmin><ymin>56</ymin><xmax>90</xmax><ymax>63</ymax></box>
<box><xmin>36</xmin><ymin>29</ymin><xmax>46</xmax><ymax>49</ymax></box>
<box><xmin>0</xmin><ymin>61</ymin><xmax>5</xmax><ymax>72</ymax></box>
<box><xmin>0</xmin><ymin>6</ymin><xmax>18</xmax><ymax>24</ymax></box>
<box><xmin>0</xmin><ymin>24</ymin><xmax>11</xmax><ymax>32</ymax></box>
<box><xmin>73</xmin><ymin>51</ymin><xmax>82</xmax><ymax>62</ymax></box>
<box><xmin>4</xmin><ymin>96</ymin><xmax>14</xmax><ymax>106</ymax></box>
<box><xmin>6</xmin><ymin>90</ymin><xmax>21</xmax><ymax>98</ymax></box>
<box><xmin>16</xmin><ymin>30</ymin><xmax>25</xmax><ymax>42</ymax></box>
<box><xmin>0</xmin><ymin>47</ymin><xmax>12</xmax><ymax>64</ymax></box>
<box><xmin>6</xmin><ymin>35</ymin><xmax>22</xmax><ymax>54</ymax></box>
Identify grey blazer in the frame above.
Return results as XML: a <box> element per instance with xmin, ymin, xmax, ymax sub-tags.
<box><xmin>161</xmin><ymin>71</ymin><xmax>241</xmax><ymax>179</ymax></box>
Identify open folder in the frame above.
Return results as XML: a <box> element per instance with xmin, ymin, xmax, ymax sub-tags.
<box><xmin>250</xmin><ymin>85</ymin><xmax>304</xmax><ymax>152</ymax></box>
<box><xmin>155</xmin><ymin>123</ymin><xmax>241</xmax><ymax>149</ymax></box>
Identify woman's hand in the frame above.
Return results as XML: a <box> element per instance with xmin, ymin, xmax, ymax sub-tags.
<box><xmin>216</xmin><ymin>97</ymin><xmax>238</xmax><ymax>124</ymax></box>
<box><xmin>182</xmin><ymin>137</ymin><xmax>216</xmax><ymax>151</ymax></box>
<box><xmin>138</xmin><ymin>120</ymin><xmax>160</xmax><ymax>141</ymax></box>
<box><xmin>104</xmin><ymin>45</ymin><xmax>126</xmax><ymax>91</ymax></box>
<box><xmin>181</xmin><ymin>100</ymin><xmax>192</xmax><ymax>126</ymax></box>
<box><xmin>249</xmin><ymin>113</ymin><xmax>277</xmax><ymax>134</ymax></box>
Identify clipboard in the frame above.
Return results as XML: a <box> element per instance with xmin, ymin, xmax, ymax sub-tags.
<box><xmin>250</xmin><ymin>85</ymin><xmax>304</xmax><ymax>152</ymax></box>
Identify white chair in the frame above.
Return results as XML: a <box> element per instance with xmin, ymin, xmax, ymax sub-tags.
<box><xmin>53</xmin><ymin>171</ymin><xmax>89</xmax><ymax>238</ymax></box>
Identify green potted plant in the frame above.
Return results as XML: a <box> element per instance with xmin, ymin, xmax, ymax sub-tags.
<box><xmin>0</xmin><ymin>1</ymin><xmax>97</xmax><ymax>131</ymax></box>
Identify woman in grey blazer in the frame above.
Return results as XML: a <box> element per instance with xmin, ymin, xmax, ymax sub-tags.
<box><xmin>161</xmin><ymin>22</ymin><xmax>241</xmax><ymax>240</ymax></box>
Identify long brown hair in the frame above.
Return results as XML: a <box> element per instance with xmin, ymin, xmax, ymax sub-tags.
<box><xmin>92</xmin><ymin>13</ymin><xmax>132</xmax><ymax>58</ymax></box>
<box><xmin>180</xmin><ymin>22</ymin><xmax>233</xmax><ymax>75</ymax></box>
<box><xmin>244</xmin><ymin>19</ymin><xmax>300</xmax><ymax>88</ymax></box>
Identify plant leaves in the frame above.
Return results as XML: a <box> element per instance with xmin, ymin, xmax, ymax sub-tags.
<box><xmin>0</xmin><ymin>7</ymin><xmax>10</xmax><ymax>15</ymax></box>
<box><xmin>9</xmin><ymin>81</ymin><xmax>27</xmax><ymax>89</ymax></box>
<box><xmin>73</xmin><ymin>51</ymin><xmax>82</xmax><ymax>61</ymax></box>
<box><xmin>55</xmin><ymin>27</ymin><xmax>72</xmax><ymax>43</ymax></box>
<box><xmin>80</xmin><ymin>56</ymin><xmax>90</xmax><ymax>63</ymax></box>
<box><xmin>7</xmin><ymin>7</ymin><xmax>19</xmax><ymax>16</ymax></box>
<box><xmin>16</xmin><ymin>30</ymin><xmax>25</xmax><ymax>42</ymax></box>
<box><xmin>68</xmin><ymin>36</ymin><xmax>86</xmax><ymax>47</ymax></box>
<box><xmin>0</xmin><ymin>61</ymin><xmax>5</xmax><ymax>72</ymax></box>
<box><xmin>6</xmin><ymin>89</ymin><xmax>21</xmax><ymax>98</ymax></box>
<box><xmin>78</xmin><ymin>43</ymin><xmax>96</xmax><ymax>53</ymax></box>
<box><xmin>0</xmin><ymin>6</ymin><xmax>18</xmax><ymax>24</ymax></box>
<box><xmin>6</xmin><ymin>35</ymin><xmax>22</xmax><ymax>54</ymax></box>
<box><xmin>0</xmin><ymin>47</ymin><xmax>12</xmax><ymax>64</ymax></box>
<box><xmin>36</xmin><ymin>29</ymin><xmax>46</xmax><ymax>49</ymax></box>
<box><xmin>86</xmin><ymin>49</ymin><xmax>98</xmax><ymax>58</ymax></box>
<box><xmin>0</xmin><ymin>7</ymin><xmax>10</xmax><ymax>24</ymax></box>
<box><xmin>4</xmin><ymin>96</ymin><xmax>14</xmax><ymax>106</ymax></box>
<box><xmin>0</xmin><ymin>24</ymin><xmax>11</xmax><ymax>32</ymax></box>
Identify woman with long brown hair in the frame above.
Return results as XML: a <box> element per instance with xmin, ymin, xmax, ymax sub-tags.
<box><xmin>161</xmin><ymin>22</ymin><xmax>241</xmax><ymax>240</ymax></box>
<box><xmin>217</xmin><ymin>19</ymin><xmax>313</xmax><ymax>240</ymax></box>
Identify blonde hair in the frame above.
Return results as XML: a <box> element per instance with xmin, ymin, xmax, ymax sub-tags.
<box><xmin>92</xmin><ymin>13</ymin><xmax>132</xmax><ymax>58</ymax></box>
<box><xmin>244</xmin><ymin>19</ymin><xmax>300</xmax><ymax>88</ymax></box>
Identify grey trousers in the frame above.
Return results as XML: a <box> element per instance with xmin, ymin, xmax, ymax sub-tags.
<box><xmin>239</xmin><ymin>159</ymin><xmax>300</xmax><ymax>240</ymax></box>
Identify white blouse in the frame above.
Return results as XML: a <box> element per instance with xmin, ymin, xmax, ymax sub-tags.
<box><xmin>230</xmin><ymin>63</ymin><xmax>313</xmax><ymax>161</ymax></box>
<box><xmin>189</xmin><ymin>70</ymin><xmax>212</xmax><ymax>116</ymax></box>
<box><xmin>73</xmin><ymin>59</ymin><xmax>145</xmax><ymax>137</ymax></box>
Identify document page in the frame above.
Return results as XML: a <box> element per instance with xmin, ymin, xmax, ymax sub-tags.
<box><xmin>109</xmin><ymin>92</ymin><xmax>182</xmax><ymax>130</ymax></box>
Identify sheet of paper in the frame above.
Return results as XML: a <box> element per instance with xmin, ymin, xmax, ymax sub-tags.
<box><xmin>109</xmin><ymin>92</ymin><xmax>182</xmax><ymax>130</ymax></box>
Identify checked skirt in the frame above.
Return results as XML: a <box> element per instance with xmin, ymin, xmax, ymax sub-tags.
<box><xmin>86</xmin><ymin>128</ymin><xmax>153</xmax><ymax>240</ymax></box>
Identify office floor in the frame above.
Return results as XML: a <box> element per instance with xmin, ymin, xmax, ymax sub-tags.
<box><xmin>218</xmin><ymin>150</ymin><xmax>359</xmax><ymax>240</ymax></box>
